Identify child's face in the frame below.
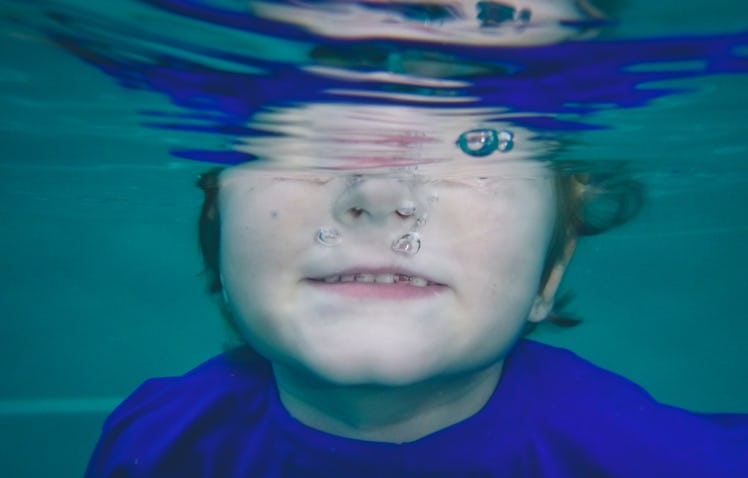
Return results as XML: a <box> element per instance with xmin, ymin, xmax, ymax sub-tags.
<box><xmin>218</xmin><ymin>159</ymin><xmax>557</xmax><ymax>387</ymax></box>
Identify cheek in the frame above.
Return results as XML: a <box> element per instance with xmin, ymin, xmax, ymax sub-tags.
<box><xmin>440</xmin><ymin>180</ymin><xmax>555</xmax><ymax>271</ymax></box>
<box><xmin>218</xmin><ymin>188</ymin><xmax>289</xmax><ymax>304</ymax></box>
<box><xmin>435</xmin><ymin>179</ymin><xmax>557</xmax><ymax>339</ymax></box>
<box><xmin>216</xmin><ymin>183</ymin><xmax>320</xmax><ymax>350</ymax></box>
<box><xmin>220</xmin><ymin>183</ymin><xmax>324</xmax><ymax>263</ymax></box>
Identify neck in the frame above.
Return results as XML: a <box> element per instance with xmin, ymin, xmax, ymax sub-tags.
<box><xmin>273</xmin><ymin>362</ymin><xmax>503</xmax><ymax>443</ymax></box>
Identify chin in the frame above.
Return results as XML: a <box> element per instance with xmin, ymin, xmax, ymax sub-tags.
<box><xmin>297</xmin><ymin>349</ymin><xmax>449</xmax><ymax>387</ymax></box>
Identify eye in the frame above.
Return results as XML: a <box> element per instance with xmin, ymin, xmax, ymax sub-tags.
<box><xmin>477</xmin><ymin>1</ymin><xmax>532</xmax><ymax>27</ymax></box>
<box><xmin>456</xmin><ymin>129</ymin><xmax>514</xmax><ymax>157</ymax></box>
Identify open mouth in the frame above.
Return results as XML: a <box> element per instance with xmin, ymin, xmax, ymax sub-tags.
<box><xmin>305</xmin><ymin>271</ymin><xmax>447</xmax><ymax>299</ymax></box>
<box><xmin>313</xmin><ymin>273</ymin><xmax>439</xmax><ymax>287</ymax></box>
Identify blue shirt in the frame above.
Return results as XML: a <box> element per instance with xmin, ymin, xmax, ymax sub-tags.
<box><xmin>86</xmin><ymin>340</ymin><xmax>748</xmax><ymax>477</ymax></box>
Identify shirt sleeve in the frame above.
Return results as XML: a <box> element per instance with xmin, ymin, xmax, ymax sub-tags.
<box><xmin>85</xmin><ymin>353</ymin><xmax>268</xmax><ymax>478</ymax></box>
<box><xmin>520</xmin><ymin>341</ymin><xmax>748</xmax><ymax>477</ymax></box>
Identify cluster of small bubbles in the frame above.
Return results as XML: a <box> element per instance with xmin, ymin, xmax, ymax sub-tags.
<box><xmin>316</xmin><ymin>226</ymin><xmax>342</xmax><ymax>246</ymax></box>
<box><xmin>415</xmin><ymin>215</ymin><xmax>428</xmax><ymax>229</ymax></box>
<box><xmin>457</xmin><ymin>128</ymin><xmax>514</xmax><ymax>157</ymax></box>
<box><xmin>392</xmin><ymin>232</ymin><xmax>422</xmax><ymax>256</ymax></box>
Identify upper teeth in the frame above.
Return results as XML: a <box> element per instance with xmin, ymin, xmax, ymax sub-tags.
<box><xmin>321</xmin><ymin>273</ymin><xmax>432</xmax><ymax>287</ymax></box>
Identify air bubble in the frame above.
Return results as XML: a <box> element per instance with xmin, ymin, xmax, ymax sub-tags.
<box><xmin>391</xmin><ymin>232</ymin><xmax>421</xmax><ymax>256</ymax></box>
<box><xmin>396</xmin><ymin>201</ymin><xmax>417</xmax><ymax>217</ymax></box>
<box><xmin>457</xmin><ymin>129</ymin><xmax>499</xmax><ymax>157</ymax></box>
<box><xmin>316</xmin><ymin>227</ymin><xmax>342</xmax><ymax>246</ymax></box>
<box><xmin>497</xmin><ymin>129</ymin><xmax>514</xmax><ymax>151</ymax></box>
<box><xmin>457</xmin><ymin>128</ymin><xmax>514</xmax><ymax>156</ymax></box>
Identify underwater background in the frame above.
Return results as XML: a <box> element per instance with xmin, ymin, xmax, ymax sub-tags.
<box><xmin>1</xmin><ymin>1</ymin><xmax>747</xmax><ymax>476</ymax></box>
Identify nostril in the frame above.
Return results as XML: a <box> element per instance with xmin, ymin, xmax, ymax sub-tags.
<box><xmin>347</xmin><ymin>207</ymin><xmax>365</xmax><ymax>219</ymax></box>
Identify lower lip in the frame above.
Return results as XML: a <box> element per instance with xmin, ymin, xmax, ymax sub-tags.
<box><xmin>304</xmin><ymin>280</ymin><xmax>447</xmax><ymax>300</ymax></box>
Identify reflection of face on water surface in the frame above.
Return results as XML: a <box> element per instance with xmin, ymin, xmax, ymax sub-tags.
<box><xmin>248</xmin><ymin>0</ymin><xmax>604</xmax><ymax>46</ymax></box>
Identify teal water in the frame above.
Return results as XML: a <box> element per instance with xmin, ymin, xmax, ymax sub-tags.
<box><xmin>2</xmin><ymin>1</ymin><xmax>748</xmax><ymax>476</ymax></box>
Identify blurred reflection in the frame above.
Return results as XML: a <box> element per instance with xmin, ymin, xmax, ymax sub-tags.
<box><xmin>234</xmin><ymin>104</ymin><xmax>556</xmax><ymax>170</ymax></box>
<box><xmin>248</xmin><ymin>0</ymin><xmax>605</xmax><ymax>46</ymax></box>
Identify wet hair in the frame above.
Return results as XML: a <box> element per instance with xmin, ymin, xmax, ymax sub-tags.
<box><xmin>197</xmin><ymin>169</ymin><xmax>223</xmax><ymax>295</ymax></box>
<box><xmin>196</xmin><ymin>165</ymin><xmax>643</xmax><ymax>333</ymax></box>
<box><xmin>538</xmin><ymin>166</ymin><xmax>643</xmax><ymax>326</ymax></box>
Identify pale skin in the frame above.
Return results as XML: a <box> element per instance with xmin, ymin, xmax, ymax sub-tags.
<box><xmin>218</xmin><ymin>160</ymin><xmax>574</xmax><ymax>443</ymax></box>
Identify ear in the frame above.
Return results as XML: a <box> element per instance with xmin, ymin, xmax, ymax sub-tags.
<box><xmin>528</xmin><ymin>236</ymin><xmax>578</xmax><ymax>323</ymax></box>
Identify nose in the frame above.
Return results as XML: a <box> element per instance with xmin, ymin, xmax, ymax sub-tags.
<box><xmin>333</xmin><ymin>175</ymin><xmax>424</xmax><ymax>227</ymax></box>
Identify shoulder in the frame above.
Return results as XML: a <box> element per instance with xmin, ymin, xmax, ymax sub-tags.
<box><xmin>86</xmin><ymin>349</ymin><xmax>274</xmax><ymax>477</ymax></box>
<box><xmin>108</xmin><ymin>349</ymin><xmax>271</xmax><ymax>427</ymax></box>
<box><xmin>509</xmin><ymin>339</ymin><xmax>650</xmax><ymax>397</ymax></box>
<box><xmin>508</xmin><ymin>339</ymin><xmax>748</xmax><ymax>477</ymax></box>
